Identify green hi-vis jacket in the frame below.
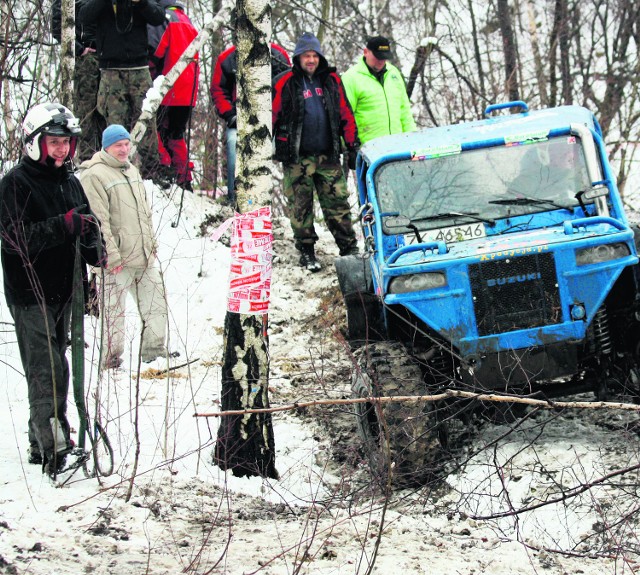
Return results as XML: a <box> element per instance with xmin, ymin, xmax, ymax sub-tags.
<box><xmin>341</xmin><ymin>57</ymin><xmax>416</xmax><ymax>145</ymax></box>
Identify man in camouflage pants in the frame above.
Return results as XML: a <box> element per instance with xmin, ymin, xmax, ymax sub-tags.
<box><xmin>51</xmin><ymin>0</ymin><xmax>105</xmax><ymax>161</ymax></box>
<box><xmin>272</xmin><ymin>32</ymin><xmax>359</xmax><ymax>272</ymax></box>
<box><xmin>96</xmin><ymin>69</ymin><xmax>159</xmax><ymax>175</ymax></box>
<box><xmin>283</xmin><ymin>157</ymin><xmax>357</xmax><ymax>266</ymax></box>
<box><xmin>79</xmin><ymin>0</ymin><xmax>165</xmax><ymax>179</ymax></box>
<box><xmin>73</xmin><ymin>55</ymin><xmax>103</xmax><ymax>160</ymax></box>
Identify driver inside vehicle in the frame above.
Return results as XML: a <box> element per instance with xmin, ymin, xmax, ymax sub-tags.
<box><xmin>509</xmin><ymin>137</ymin><xmax>590</xmax><ymax>201</ymax></box>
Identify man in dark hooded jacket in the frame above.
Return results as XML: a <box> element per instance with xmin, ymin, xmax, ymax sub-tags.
<box><xmin>272</xmin><ymin>32</ymin><xmax>359</xmax><ymax>272</ymax></box>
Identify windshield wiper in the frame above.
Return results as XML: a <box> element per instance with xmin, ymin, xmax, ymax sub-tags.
<box><xmin>412</xmin><ymin>211</ymin><xmax>496</xmax><ymax>226</ymax></box>
<box><xmin>488</xmin><ymin>196</ymin><xmax>572</xmax><ymax>210</ymax></box>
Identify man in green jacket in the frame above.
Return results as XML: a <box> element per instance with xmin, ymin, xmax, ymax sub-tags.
<box><xmin>341</xmin><ymin>36</ymin><xmax>416</xmax><ymax>145</ymax></box>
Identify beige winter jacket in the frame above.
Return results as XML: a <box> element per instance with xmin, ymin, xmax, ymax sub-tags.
<box><xmin>79</xmin><ymin>150</ymin><xmax>157</xmax><ymax>270</ymax></box>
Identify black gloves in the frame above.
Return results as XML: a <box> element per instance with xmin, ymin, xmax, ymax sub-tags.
<box><xmin>347</xmin><ymin>147</ymin><xmax>358</xmax><ymax>170</ymax></box>
<box><xmin>63</xmin><ymin>205</ymin><xmax>93</xmax><ymax>237</ymax></box>
<box><xmin>223</xmin><ymin>108</ymin><xmax>237</xmax><ymax>129</ymax></box>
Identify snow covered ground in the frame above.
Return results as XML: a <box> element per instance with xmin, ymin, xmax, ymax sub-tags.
<box><xmin>0</xmin><ymin>182</ymin><xmax>638</xmax><ymax>574</ymax></box>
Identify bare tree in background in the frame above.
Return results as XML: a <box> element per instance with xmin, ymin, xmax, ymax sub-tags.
<box><xmin>0</xmin><ymin>0</ymin><xmax>55</xmax><ymax>163</ymax></box>
<box><xmin>190</xmin><ymin>0</ymin><xmax>225</xmax><ymax>191</ymax></box>
<box><xmin>497</xmin><ymin>0</ymin><xmax>519</xmax><ymax>102</ymax></box>
<box><xmin>59</xmin><ymin>0</ymin><xmax>75</xmax><ymax>108</ymax></box>
<box><xmin>2</xmin><ymin>0</ymin><xmax>640</xmax><ymax>194</ymax></box>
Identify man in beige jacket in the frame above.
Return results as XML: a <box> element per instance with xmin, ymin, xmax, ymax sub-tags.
<box><xmin>79</xmin><ymin>125</ymin><xmax>168</xmax><ymax>369</ymax></box>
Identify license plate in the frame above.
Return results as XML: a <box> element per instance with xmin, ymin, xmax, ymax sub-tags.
<box><xmin>404</xmin><ymin>222</ymin><xmax>486</xmax><ymax>245</ymax></box>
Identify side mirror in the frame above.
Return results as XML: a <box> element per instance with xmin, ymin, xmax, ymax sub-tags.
<box><xmin>582</xmin><ymin>185</ymin><xmax>608</xmax><ymax>201</ymax></box>
<box><xmin>384</xmin><ymin>216</ymin><xmax>411</xmax><ymax>229</ymax></box>
<box><xmin>576</xmin><ymin>185</ymin><xmax>610</xmax><ymax>218</ymax></box>
<box><xmin>382</xmin><ymin>215</ymin><xmax>411</xmax><ymax>235</ymax></box>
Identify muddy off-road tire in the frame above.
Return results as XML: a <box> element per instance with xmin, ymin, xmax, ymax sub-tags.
<box><xmin>335</xmin><ymin>254</ymin><xmax>384</xmax><ymax>343</ymax></box>
<box><xmin>352</xmin><ymin>341</ymin><xmax>442</xmax><ymax>488</ymax></box>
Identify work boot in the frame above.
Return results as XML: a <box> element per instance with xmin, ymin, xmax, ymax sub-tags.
<box><xmin>152</xmin><ymin>165</ymin><xmax>176</xmax><ymax>190</ymax></box>
<box><xmin>28</xmin><ymin>445</ymin><xmax>42</xmax><ymax>465</ymax></box>
<box><xmin>142</xmin><ymin>350</ymin><xmax>180</xmax><ymax>363</ymax></box>
<box><xmin>43</xmin><ymin>452</ymin><xmax>67</xmax><ymax>478</ymax></box>
<box><xmin>299</xmin><ymin>245</ymin><xmax>322</xmax><ymax>272</ymax></box>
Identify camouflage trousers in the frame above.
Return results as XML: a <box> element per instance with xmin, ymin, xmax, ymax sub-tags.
<box><xmin>283</xmin><ymin>155</ymin><xmax>357</xmax><ymax>254</ymax></box>
<box><xmin>74</xmin><ymin>52</ymin><xmax>104</xmax><ymax>162</ymax></box>
<box><xmin>97</xmin><ymin>68</ymin><xmax>159</xmax><ymax>178</ymax></box>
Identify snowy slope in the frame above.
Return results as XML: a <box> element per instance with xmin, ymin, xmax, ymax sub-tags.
<box><xmin>0</xmin><ymin>182</ymin><xmax>636</xmax><ymax>574</ymax></box>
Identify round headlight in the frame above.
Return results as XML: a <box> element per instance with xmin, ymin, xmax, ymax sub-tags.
<box><xmin>576</xmin><ymin>242</ymin><xmax>630</xmax><ymax>266</ymax></box>
<box><xmin>388</xmin><ymin>272</ymin><xmax>447</xmax><ymax>293</ymax></box>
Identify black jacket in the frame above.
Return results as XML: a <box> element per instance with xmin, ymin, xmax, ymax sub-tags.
<box><xmin>0</xmin><ymin>158</ymin><xmax>102</xmax><ymax>306</ymax></box>
<box><xmin>272</xmin><ymin>58</ymin><xmax>359</xmax><ymax>165</ymax></box>
<box><xmin>51</xmin><ymin>0</ymin><xmax>97</xmax><ymax>57</ymax></box>
<box><xmin>79</xmin><ymin>0</ymin><xmax>165</xmax><ymax>68</ymax></box>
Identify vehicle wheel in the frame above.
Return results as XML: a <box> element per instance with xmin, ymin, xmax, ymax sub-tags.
<box><xmin>626</xmin><ymin>367</ymin><xmax>640</xmax><ymax>404</ymax></box>
<box><xmin>352</xmin><ymin>341</ymin><xmax>442</xmax><ymax>488</ymax></box>
<box><xmin>479</xmin><ymin>400</ymin><xmax>528</xmax><ymax>424</ymax></box>
<box><xmin>335</xmin><ymin>255</ymin><xmax>384</xmax><ymax>343</ymax></box>
<box><xmin>344</xmin><ymin>292</ymin><xmax>384</xmax><ymax>342</ymax></box>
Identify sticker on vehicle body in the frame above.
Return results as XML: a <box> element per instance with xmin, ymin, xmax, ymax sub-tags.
<box><xmin>504</xmin><ymin>130</ymin><xmax>549</xmax><ymax>146</ymax></box>
<box><xmin>477</xmin><ymin>244</ymin><xmax>550</xmax><ymax>261</ymax></box>
<box><xmin>411</xmin><ymin>143</ymin><xmax>462</xmax><ymax>161</ymax></box>
<box><xmin>405</xmin><ymin>222</ymin><xmax>486</xmax><ymax>244</ymax></box>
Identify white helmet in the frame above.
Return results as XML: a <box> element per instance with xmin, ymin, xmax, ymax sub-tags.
<box><xmin>22</xmin><ymin>102</ymin><xmax>81</xmax><ymax>163</ymax></box>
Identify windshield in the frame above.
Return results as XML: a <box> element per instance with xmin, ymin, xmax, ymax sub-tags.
<box><xmin>374</xmin><ymin>135</ymin><xmax>592</xmax><ymax>230</ymax></box>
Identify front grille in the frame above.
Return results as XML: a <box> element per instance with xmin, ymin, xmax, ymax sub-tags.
<box><xmin>469</xmin><ymin>252</ymin><xmax>561</xmax><ymax>336</ymax></box>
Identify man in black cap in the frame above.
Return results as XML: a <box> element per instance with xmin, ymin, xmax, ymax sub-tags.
<box><xmin>341</xmin><ymin>35</ymin><xmax>416</xmax><ymax>145</ymax></box>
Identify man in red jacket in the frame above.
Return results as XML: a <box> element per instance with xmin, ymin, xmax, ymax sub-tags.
<box><xmin>149</xmin><ymin>0</ymin><xmax>199</xmax><ymax>189</ymax></box>
<box><xmin>211</xmin><ymin>41</ymin><xmax>290</xmax><ymax>203</ymax></box>
<box><xmin>272</xmin><ymin>32</ymin><xmax>360</xmax><ymax>271</ymax></box>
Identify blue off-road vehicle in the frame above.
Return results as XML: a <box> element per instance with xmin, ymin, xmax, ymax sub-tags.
<box><xmin>335</xmin><ymin>101</ymin><xmax>640</xmax><ymax>484</ymax></box>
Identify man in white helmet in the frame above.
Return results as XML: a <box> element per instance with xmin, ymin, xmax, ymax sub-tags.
<box><xmin>0</xmin><ymin>102</ymin><xmax>105</xmax><ymax>478</ymax></box>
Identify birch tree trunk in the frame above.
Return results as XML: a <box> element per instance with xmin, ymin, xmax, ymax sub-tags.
<box><xmin>130</xmin><ymin>0</ymin><xmax>277</xmax><ymax>478</ymax></box>
<box><xmin>213</xmin><ymin>0</ymin><xmax>278</xmax><ymax>479</ymax></box>
<box><xmin>525</xmin><ymin>0</ymin><xmax>547</xmax><ymax>106</ymax></box>
<box><xmin>60</xmin><ymin>0</ymin><xmax>75</xmax><ymax>108</ymax></box>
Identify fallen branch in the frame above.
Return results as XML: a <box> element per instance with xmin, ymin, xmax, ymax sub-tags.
<box><xmin>194</xmin><ymin>388</ymin><xmax>640</xmax><ymax>418</ymax></box>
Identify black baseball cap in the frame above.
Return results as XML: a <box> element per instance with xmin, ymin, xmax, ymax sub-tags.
<box><xmin>366</xmin><ymin>36</ymin><xmax>392</xmax><ymax>60</ymax></box>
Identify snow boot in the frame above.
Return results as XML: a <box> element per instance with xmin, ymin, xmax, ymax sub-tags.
<box><xmin>299</xmin><ymin>245</ymin><xmax>322</xmax><ymax>272</ymax></box>
<box><xmin>43</xmin><ymin>452</ymin><xmax>67</xmax><ymax>478</ymax></box>
<box><xmin>28</xmin><ymin>445</ymin><xmax>42</xmax><ymax>465</ymax></box>
<box><xmin>42</xmin><ymin>437</ymin><xmax>76</xmax><ymax>477</ymax></box>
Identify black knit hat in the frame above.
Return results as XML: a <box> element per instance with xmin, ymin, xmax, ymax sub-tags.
<box><xmin>366</xmin><ymin>35</ymin><xmax>392</xmax><ymax>60</ymax></box>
